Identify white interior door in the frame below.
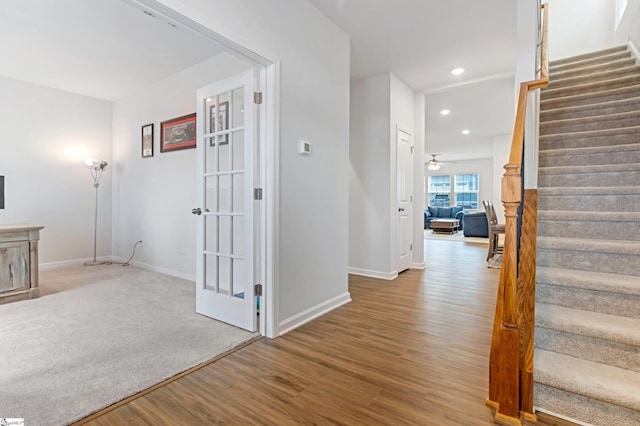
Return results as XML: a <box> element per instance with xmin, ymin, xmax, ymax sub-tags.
<box><xmin>194</xmin><ymin>70</ymin><xmax>257</xmax><ymax>331</ymax></box>
<box><xmin>397</xmin><ymin>127</ymin><xmax>413</xmax><ymax>273</ymax></box>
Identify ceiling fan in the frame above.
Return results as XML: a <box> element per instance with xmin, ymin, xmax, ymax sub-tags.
<box><xmin>425</xmin><ymin>154</ymin><xmax>455</xmax><ymax>171</ymax></box>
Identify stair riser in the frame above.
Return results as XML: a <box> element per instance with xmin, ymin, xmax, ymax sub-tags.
<box><xmin>539</xmin><ymin>150</ymin><xmax>640</xmax><ymax>167</ymax></box>
<box><xmin>540</xmin><ymin>131</ymin><xmax>640</xmax><ymax>150</ymax></box>
<box><xmin>550</xmin><ymin>48</ymin><xmax>630</xmax><ymax>69</ymax></box>
<box><xmin>533</xmin><ymin>383</ymin><xmax>640</xmax><ymax>426</ymax></box>
<box><xmin>551</xmin><ymin>58</ymin><xmax>637</xmax><ymax>79</ymax></box>
<box><xmin>548</xmin><ymin>67</ymin><xmax>640</xmax><ymax>90</ymax></box>
<box><xmin>540</xmin><ymin>116</ymin><xmax>640</xmax><ymax>135</ymax></box>
<box><xmin>537</xmin><ymin>284</ymin><xmax>640</xmax><ymax>319</ymax></box>
<box><xmin>538</xmin><ymin>170</ymin><xmax>640</xmax><ymax>187</ymax></box>
<box><xmin>538</xmin><ymin>220</ymin><xmax>640</xmax><ymax>241</ymax></box>
<box><xmin>541</xmin><ymin>76</ymin><xmax>640</xmax><ymax>101</ymax></box>
<box><xmin>540</xmin><ymin>101</ymin><xmax>640</xmax><ymax>122</ymax></box>
<box><xmin>535</xmin><ymin>327</ymin><xmax>640</xmax><ymax>372</ymax></box>
<box><xmin>541</xmin><ymin>86</ymin><xmax>640</xmax><ymax>109</ymax></box>
<box><xmin>537</xmin><ymin>248</ymin><xmax>640</xmax><ymax>275</ymax></box>
<box><xmin>538</xmin><ymin>194</ymin><xmax>640</xmax><ymax>211</ymax></box>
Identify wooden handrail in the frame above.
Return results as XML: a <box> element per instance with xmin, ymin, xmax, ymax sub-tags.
<box><xmin>487</xmin><ymin>3</ymin><xmax>549</xmax><ymax>425</ymax></box>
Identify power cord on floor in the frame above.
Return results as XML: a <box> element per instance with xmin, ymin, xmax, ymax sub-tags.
<box><xmin>105</xmin><ymin>240</ymin><xmax>143</xmax><ymax>267</ymax></box>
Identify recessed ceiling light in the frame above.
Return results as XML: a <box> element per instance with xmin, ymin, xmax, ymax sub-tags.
<box><xmin>440</xmin><ymin>109</ymin><xmax>451</xmax><ymax>116</ymax></box>
<box><xmin>462</xmin><ymin>129</ymin><xmax>470</xmax><ymax>135</ymax></box>
<box><xmin>451</xmin><ymin>68</ymin><xmax>465</xmax><ymax>75</ymax></box>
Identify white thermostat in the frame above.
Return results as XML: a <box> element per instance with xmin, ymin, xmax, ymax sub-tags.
<box><xmin>298</xmin><ymin>140</ymin><xmax>311</xmax><ymax>155</ymax></box>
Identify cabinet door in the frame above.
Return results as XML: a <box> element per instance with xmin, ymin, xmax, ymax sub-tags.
<box><xmin>0</xmin><ymin>241</ymin><xmax>29</xmax><ymax>293</ymax></box>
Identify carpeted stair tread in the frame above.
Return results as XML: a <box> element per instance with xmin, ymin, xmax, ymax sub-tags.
<box><xmin>539</xmin><ymin>162</ymin><xmax>640</xmax><ymax>175</ymax></box>
<box><xmin>536</xmin><ymin>303</ymin><xmax>640</xmax><ymax>346</ymax></box>
<box><xmin>534</xmin><ymin>349</ymin><xmax>640</xmax><ymax>412</ymax></box>
<box><xmin>540</xmin><ymin>95</ymin><xmax>640</xmax><ymax>122</ymax></box>
<box><xmin>541</xmin><ymin>83</ymin><xmax>640</xmax><ymax>110</ymax></box>
<box><xmin>539</xmin><ymin>143</ymin><xmax>640</xmax><ymax>167</ymax></box>
<box><xmin>538</xmin><ymin>210</ymin><xmax>640</xmax><ymax>222</ymax></box>
<box><xmin>537</xmin><ymin>218</ymin><xmax>640</xmax><ymax>241</ymax></box>
<box><xmin>539</xmin><ymin>124</ymin><xmax>640</xmax><ymax>143</ymax></box>
<box><xmin>550</xmin><ymin>57</ymin><xmax>637</xmax><ymax>80</ymax></box>
<box><xmin>540</xmin><ymin>132</ymin><xmax>640</xmax><ymax>151</ymax></box>
<box><xmin>540</xmin><ymin>142</ymin><xmax>640</xmax><ymax>157</ymax></box>
<box><xmin>541</xmin><ymin>74</ymin><xmax>640</xmax><ymax>100</ymax></box>
<box><xmin>534</xmin><ymin>383</ymin><xmax>640</xmax><ymax>426</ymax></box>
<box><xmin>536</xmin><ymin>328</ymin><xmax>640</xmax><ymax>373</ymax></box>
<box><xmin>540</xmin><ymin>109</ymin><xmax>640</xmax><ymax>135</ymax></box>
<box><xmin>549</xmin><ymin>46</ymin><xmax>629</xmax><ymax>69</ymax></box>
<box><xmin>538</xmin><ymin>236</ymin><xmax>640</xmax><ymax>256</ymax></box>
<box><xmin>548</xmin><ymin>65</ymin><xmax>640</xmax><ymax>90</ymax></box>
<box><xmin>538</xmin><ymin>186</ymin><xmax>640</xmax><ymax>211</ymax></box>
<box><xmin>538</xmin><ymin>186</ymin><xmax>640</xmax><ymax>196</ymax></box>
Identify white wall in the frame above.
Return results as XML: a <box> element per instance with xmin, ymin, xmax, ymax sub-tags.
<box><xmin>615</xmin><ymin>0</ymin><xmax>640</xmax><ymax>49</ymax></box>
<box><xmin>349</xmin><ymin>73</ymin><xmax>416</xmax><ymax>279</ymax></box>
<box><xmin>517</xmin><ymin>0</ymin><xmax>539</xmax><ymax>190</ymax></box>
<box><xmin>412</xmin><ymin>93</ymin><xmax>426</xmax><ymax>268</ymax></box>
<box><xmin>349</xmin><ymin>74</ymin><xmax>391</xmax><ymax>277</ymax></box>
<box><xmin>0</xmin><ymin>76</ymin><xmax>112</xmax><ymax>264</ymax></box>
<box><xmin>547</xmin><ymin>0</ymin><xmax>616</xmax><ymax>60</ymax></box>
<box><xmin>111</xmin><ymin>53</ymin><xmax>251</xmax><ymax>279</ymax></box>
<box><xmin>424</xmin><ymin>158</ymin><xmax>494</xmax><ymax>212</ymax></box>
<box><xmin>390</xmin><ymin>74</ymin><xmax>416</xmax><ymax>269</ymax></box>
<box><xmin>154</xmin><ymin>0</ymin><xmax>351</xmax><ymax>331</ymax></box>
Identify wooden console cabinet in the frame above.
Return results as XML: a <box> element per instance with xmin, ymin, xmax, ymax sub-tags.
<box><xmin>0</xmin><ymin>224</ymin><xmax>44</xmax><ymax>304</ymax></box>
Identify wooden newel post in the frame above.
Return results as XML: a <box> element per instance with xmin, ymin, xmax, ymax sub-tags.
<box><xmin>492</xmin><ymin>163</ymin><xmax>523</xmax><ymax>424</ymax></box>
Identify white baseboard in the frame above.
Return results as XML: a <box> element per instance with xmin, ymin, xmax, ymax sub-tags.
<box><xmin>348</xmin><ymin>267</ymin><xmax>398</xmax><ymax>280</ymax></box>
<box><xmin>278</xmin><ymin>292</ymin><xmax>351</xmax><ymax>336</ymax></box>
<box><xmin>112</xmin><ymin>257</ymin><xmax>195</xmax><ymax>282</ymax></box>
<box><xmin>40</xmin><ymin>256</ymin><xmax>115</xmax><ymax>270</ymax></box>
<box><xmin>412</xmin><ymin>262</ymin><xmax>426</xmax><ymax>270</ymax></box>
<box><xmin>628</xmin><ymin>39</ymin><xmax>640</xmax><ymax>63</ymax></box>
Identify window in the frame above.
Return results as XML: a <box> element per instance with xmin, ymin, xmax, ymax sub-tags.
<box><xmin>427</xmin><ymin>173</ymin><xmax>479</xmax><ymax>209</ymax></box>
<box><xmin>428</xmin><ymin>175</ymin><xmax>451</xmax><ymax>207</ymax></box>
<box><xmin>454</xmin><ymin>174</ymin><xmax>479</xmax><ymax>209</ymax></box>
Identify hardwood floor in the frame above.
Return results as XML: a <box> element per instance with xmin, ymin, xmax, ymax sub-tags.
<box><xmin>80</xmin><ymin>238</ymin><xmax>519</xmax><ymax>425</ymax></box>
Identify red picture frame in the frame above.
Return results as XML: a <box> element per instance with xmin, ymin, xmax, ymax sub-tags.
<box><xmin>160</xmin><ymin>113</ymin><xmax>196</xmax><ymax>152</ymax></box>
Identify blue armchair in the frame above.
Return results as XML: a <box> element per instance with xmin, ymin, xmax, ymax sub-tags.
<box><xmin>462</xmin><ymin>212</ymin><xmax>489</xmax><ymax>237</ymax></box>
<box><xmin>424</xmin><ymin>206</ymin><xmax>466</xmax><ymax>229</ymax></box>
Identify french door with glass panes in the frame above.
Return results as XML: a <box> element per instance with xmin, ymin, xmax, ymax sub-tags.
<box><xmin>194</xmin><ymin>70</ymin><xmax>257</xmax><ymax>331</ymax></box>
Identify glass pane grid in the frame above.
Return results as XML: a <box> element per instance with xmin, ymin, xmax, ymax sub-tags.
<box><xmin>202</xmin><ymin>86</ymin><xmax>247</xmax><ymax>298</ymax></box>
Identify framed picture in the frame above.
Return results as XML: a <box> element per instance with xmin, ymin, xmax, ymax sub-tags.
<box><xmin>141</xmin><ymin>123</ymin><xmax>154</xmax><ymax>158</ymax></box>
<box><xmin>161</xmin><ymin>113</ymin><xmax>197</xmax><ymax>152</ymax></box>
<box><xmin>209</xmin><ymin>101</ymin><xmax>229</xmax><ymax>146</ymax></box>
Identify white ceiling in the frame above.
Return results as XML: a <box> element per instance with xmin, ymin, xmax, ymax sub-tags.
<box><xmin>0</xmin><ymin>0</ymin><xmax>225</xmax><ymax>101</ymax></box>
<box><xmin>0</xmin><ymin>0</ymin><xmax>517</xmax><ymax>161</ymax></box>
<box><xmin>307</xmin><ymin>0</ymin><xmax>518</xmax><ymax>162</ymax></box>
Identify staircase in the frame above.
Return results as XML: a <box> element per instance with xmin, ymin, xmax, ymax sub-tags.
<box><xmin>535</xmin><ymin>45</ymin><xmax>640</xmax><ymax>425</ymax></box>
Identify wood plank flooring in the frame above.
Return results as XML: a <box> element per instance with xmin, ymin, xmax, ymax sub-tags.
<box><xmin>73</xmin><ymin>239</ymin><xmax>564</xmax><ymax>425</ymax></box>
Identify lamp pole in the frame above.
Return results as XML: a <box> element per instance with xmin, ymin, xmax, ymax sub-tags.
<box><xmin>84</xmin><ymin>158</ymin><xmax>108</xmax><ymax>266</ymax></box>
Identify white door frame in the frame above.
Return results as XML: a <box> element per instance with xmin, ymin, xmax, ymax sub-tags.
<box><xmin>125</xmin><ymin>0</ymin><xmax>279</xmax><ymax>338</ymax></box>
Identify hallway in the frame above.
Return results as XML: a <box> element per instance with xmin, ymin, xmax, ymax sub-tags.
<box><xmin>84</xmin><ymin>239</ymin><xmax>513</xmax><ymax>425</ymax></box>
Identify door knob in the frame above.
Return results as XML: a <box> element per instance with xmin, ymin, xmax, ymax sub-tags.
<box><xmin>398</xmin><ymin>207</ymin><xmax>405</xmax><ymax>212</ymax></box>
<box><xmin>191</xmin><ymin>208</ymin><xmax>202</xmax><ymax>215</ymax></box>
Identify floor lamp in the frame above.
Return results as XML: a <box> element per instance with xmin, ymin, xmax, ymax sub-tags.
<box><xmin>84</xmin><ymin>157</ymin><xmax>108</xmax><ymax>266</ymax></box>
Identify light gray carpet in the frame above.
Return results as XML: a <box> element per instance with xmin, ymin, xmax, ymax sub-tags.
<box><xmin>0</xmin><ymin>266</ymin><xmax>257</xmax><ymax>425</ymax></box>
<box><xmin>534</xmin><ymin>44</ymin><xmax>640</xmax><ymax>425</ymax></box>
